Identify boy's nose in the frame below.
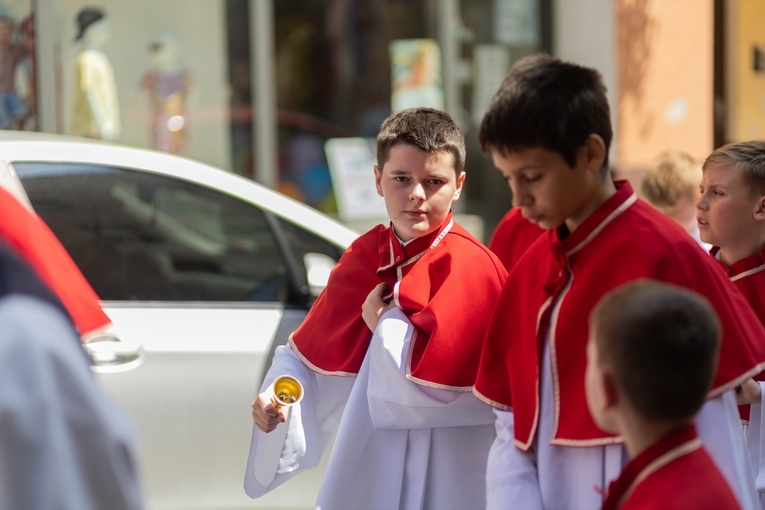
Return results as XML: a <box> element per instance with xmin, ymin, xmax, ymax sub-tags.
<box><xmin>511</xmin><ymin>187</ymin><xmax>531</xmax><ymax>208</ymax></box>
<box><xmin>409</xmin><ymin>183</ymin><xmax>425</xmax><ymax>201</ymax></box>
<box><xmin>695</xmin><ymin>195</ymin><xmax>706</xmax><ymax>210</ymax></box>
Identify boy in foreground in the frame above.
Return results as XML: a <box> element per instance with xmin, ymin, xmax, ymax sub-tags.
<box><xmin>695</xmin><ymin>140</ymin><xmax>765</xmax><ymax>504</ymax></box>
<box><xmin>587</xmin><ymin>280</ymin><xmax>740</xmax><ymax>510</ymax></box>
<box><xmin>244</xmin><ymin>107</ymin><xmax>507</xmax><ymax>509</ymax></box>
<box><xmin>473</xmin><ymin>54</ymin><xmax>765</xmax><ymax>509</ymax></box>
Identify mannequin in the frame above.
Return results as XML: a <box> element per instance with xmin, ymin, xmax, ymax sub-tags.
<box><xmin>141</xmin><ymin>31</ymin><xmax>191</xmax><ymax>153</ymax></box>
<box><xmin>71</xmin><ymin>7</ymin><xmax>121</xmax><ymax>141</ymax></box>
<box><xmin>14</xmin><ymin>14</ymin><xmax>36</xmax><ymax>130</ymax></box>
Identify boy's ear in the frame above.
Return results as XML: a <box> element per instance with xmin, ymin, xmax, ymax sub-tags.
<box><xmin>601</xmin><ymin>369</ymin><xmax>619</xmax><ymax>411</ymax></box>
<box><xmin>580</xmin><ymin>134</ymin><xmax>607</xmax><ymax>172</ymax></box>
<box><xmin>754</xmin><ymin>194</ymin><xmax>765</xmax><ymax>221</ymax></box>
<box><xmin>374</xmin><ymin>165</ymin><xmax>384</xmax><ymax>197</ymax></box>
<box><xmin>452</xmin><ymin>171</ymin><xmax>466</xmax><ymax>202</ymax></box>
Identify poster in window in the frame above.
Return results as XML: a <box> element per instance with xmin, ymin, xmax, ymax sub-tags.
<box><xmin>389</xmin><ymin>39</ymin><xmax>444</xmax><ymax>114</ymax></box>
<box><xmin>0</xmin><ymin>1</ymin><xmax>35</xmax><ymax>131</ymax></box>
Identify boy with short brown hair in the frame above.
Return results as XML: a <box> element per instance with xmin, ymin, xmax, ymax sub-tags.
<box><xmin>473</xmin><ymin>53</ymin><xmax>765</xmax><ymax>510</ymax></box>
<box><xmin>587</xmin><ymin>280</ymin><xmax>740</xmax><ymax>510</ymax></box>
<box><xmin>245</xmin><ymin>107</ymin><xmax>507</xmax><ymax>509</ymax></box>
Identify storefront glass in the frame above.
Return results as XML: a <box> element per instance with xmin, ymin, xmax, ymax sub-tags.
<box><xmin>37</xmin><ymin>0</ymin><xmax>548</xmax><ymax>235</ymax></box>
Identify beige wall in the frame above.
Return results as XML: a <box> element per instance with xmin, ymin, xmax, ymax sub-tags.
<box><xmin>726</xmin><ymin>0</ymin><xmax>765</xmax><ymax>142</ymax></box>
<box><xmin>616</xmin><ymin>0</ymin><xmax>714</xmax><ymax>177</ymax></box>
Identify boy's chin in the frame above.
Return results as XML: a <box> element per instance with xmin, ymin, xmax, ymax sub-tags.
<box><xmin>392</xmin><ymin>222</ymin><xmax>438</xmax><ymax>242</ymax></box>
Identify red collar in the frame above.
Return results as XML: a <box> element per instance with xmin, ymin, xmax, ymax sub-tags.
<box><xmin>710</xmin><ymin>245</ymin><xmax>765</xmax><ymax>281</ymax></box>
<box><xmin>602</xmin><ymin>426</ymin><xmax>700</xmax><ymax>510</ymax></box>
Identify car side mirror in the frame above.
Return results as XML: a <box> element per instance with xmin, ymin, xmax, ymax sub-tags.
<box><xmin>303</xmin><ymin>252</ymin><xmax>336</xmax><ymax>299</ymax></box>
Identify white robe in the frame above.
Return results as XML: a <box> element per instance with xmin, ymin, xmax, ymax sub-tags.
<box><xmin>744</xmin><ymin>382</ymin><xmax>765</xmax><ymax>509</ymax></box>
<box><xmin>244</xmin><ymin>308</ymin><xmax>496</xmax><ymax>510</ymax></box>
<box><xmin>486</xmin><ymin>335</ymin><xmax>758</xmax><ymax>510</ymax></box>
<box><xmin>0</xmin><ymin>294</ymin><xmax>143</xmax><ymax>510</ymax></box>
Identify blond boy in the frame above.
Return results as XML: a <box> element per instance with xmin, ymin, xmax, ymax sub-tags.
<box><xmin>641</xmin><ymin>149</ymin><xmax>710</xmax><ymax>250</ymax></box>
<box><xmin>697</xmin><ymin>140</ymin><xmax>765</xmax><ymax>506</ymax></box>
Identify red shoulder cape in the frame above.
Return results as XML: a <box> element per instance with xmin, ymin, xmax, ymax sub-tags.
<box><xmin>602</xmin><ymin>426</ymin><xmax>739</xmax><ymax>510</ymax></box>
<box><xmin>0</xmin><ymin>188</ymin><xmax>110</xmax><ymax>336</ymax></box>
<box><xmin>711</xmin><ymin>245</ymin><xmax>765</xmax><ymax>421</ymax></box>
<box><xmin>290</xmin><ymin>214</ymin><xmax>507</xmax><ymax>390</ymax></box>
<box><xmin>474</xmin><ymin>181</ymin><xmax>765</xmax><ymax>447</ymax></box>
<box><xmin>488</xmin><ymin>207</ymin><xmax>544</xmax><ymax>272</ymax></box>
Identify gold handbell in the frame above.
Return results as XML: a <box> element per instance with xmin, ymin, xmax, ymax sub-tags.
<box><xmin>269</xmin><ymin>375</ymin><xmax>304</xmax><ymax>408</ymax></box>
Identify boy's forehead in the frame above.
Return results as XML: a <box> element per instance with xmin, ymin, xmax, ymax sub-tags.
<box><xmin>702</xmin><ymin>164</ymin><xmax>747</xmax><ymax>185</ymax></box>
<box><xmin>383</xmin><ymin>144</ymin><xmax>457</xmax><ymax>171</ymax></box>
<box><xmin>491</xmin><ymin>146</ymin><xmax>565</xmax><ymax>170</ymax></box>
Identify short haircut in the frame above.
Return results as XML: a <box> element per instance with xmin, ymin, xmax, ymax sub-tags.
<box><xmin>376</xmin><ymin>107</ymin><xmax>466</xmax><ymax>174</ymax></box>
<box><xmin>590</xmin><ymin>280</ymin><xmax>721</xmax><ymax>422</ymax></box>
<box><xmin>479</xmin><ymin>54</ymin><xmax>612</xmax><ymax>173</ymax></box>
<box><xmin>703</xmin><ymin>140</ymin><xmax>765</xmax><ymax>198</ymax></box>
<box><xmin>641</xmin><ymin>150</ymin><xmax>701</xmax><ymax>208</ymax></box>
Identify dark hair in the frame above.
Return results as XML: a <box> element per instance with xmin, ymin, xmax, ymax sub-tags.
<box><xmin>75</xmin><ymin>7</ymin><xmax>105</xmax><ymax>42</ymax></box>
<box><xmin>703</xmin><ymin>140</ymin><xmax>765</xmax><ymax>198</ymax></box>
<box><xmin>479</xmin><ymin>54</ymin><xmax>612</xmax><ymax>173</ymax></box>
<box><xmin>376</xmin><ymin>107</ymin><xmax>465</xmax><ymax>174</ymax></box>
<box><xmin>590</xmin><ymin>280</ymin><xmax>721</xmax><ymax>422</ymax></box>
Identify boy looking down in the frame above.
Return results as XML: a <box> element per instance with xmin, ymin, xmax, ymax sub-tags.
<box><xmin>473</xmin><ymin>54</ymin><xmax>765</xmax><ymax>510</ymax></box>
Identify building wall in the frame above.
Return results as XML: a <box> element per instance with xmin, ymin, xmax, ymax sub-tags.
<box><xmin>616</xmin><ymin>0</ymin><xmax>714</xmax><ymax>175</ymax></box>
<box><xmin>726</xmin><ymin>0</ymin><xmax>765</xmax><ymax>142</ymax></box>
<box><xmin>553</xmin><ymin>0</ymin><xmax>618</xmax><ymax>165</ymax></box>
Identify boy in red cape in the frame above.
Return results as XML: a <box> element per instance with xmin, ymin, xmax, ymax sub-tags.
<box><xmin>244</xmin><ymin>107</ymin><xmax>507</xmax><ymax>509</ymax></box>
<box><xmin>694</xmin><ymin>140</ymin><xmax>765</xmax><ymax>504</ymax></box>
<box><xmin>473</xmin><ymin>54</ymin><xmax>765</xmax><ymax>510</ymax></box>
<box><xmin>587</xmin><ymin>280</ymin><xmax>740</xmax><ymax>510</ymax></box>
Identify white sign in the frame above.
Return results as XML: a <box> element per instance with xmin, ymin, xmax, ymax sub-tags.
<box><xmin>325</xmin><ymin>137</ymin><xmax>388</xmax><ymax>222</ymax></box>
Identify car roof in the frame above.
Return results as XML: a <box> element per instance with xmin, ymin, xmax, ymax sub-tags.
<box><xmin>0</xmin><ymin>130</ymin><xmax>359</xmax><ymax>249</ymax></box>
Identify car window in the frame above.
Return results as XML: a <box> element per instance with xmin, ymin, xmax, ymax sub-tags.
<box><xmin>14</xmin><ymin>162</ymin><xmax>288</xmax><ymax>302</ymax></box>
<box><xmin>277</xmin><ymin>217</ymin><xmax>344</xmax><ymax>266</ymax></box>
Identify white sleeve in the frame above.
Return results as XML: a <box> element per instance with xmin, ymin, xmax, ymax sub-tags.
<box><xmin>697</xmin><ymin>390</ymin><xmax>760</xmax><ymax>510</ymax></box>
<box><xmin>747</xmin><ymin>383</ymin><xmax>765</xmax><ymax>507</ymax></box>
<box><xmin>0</xmin><ymin>296</ymin><xmax>142</xmax><ymax>510</ymax></box>
<box><xmin>486</xmin><ymin>409</ymin><xmax>544</xmax><ymax>510</ymax></box>
<box><xmin>367</xmin><ymin>307</ymin><xmax>496</xmax><ymax>430</ymax></box>
<box><xmin>243</xmin><ymin>344</ymin><xmax>354</xmax><ymax>498</ymax></box>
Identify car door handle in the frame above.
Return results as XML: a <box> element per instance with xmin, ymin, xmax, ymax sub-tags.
<box><xmin>84</xmin><ymin>332</ymin><xmax>145</xmax><ymax>373</ymax></box>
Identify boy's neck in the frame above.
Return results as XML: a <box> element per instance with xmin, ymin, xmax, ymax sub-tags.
<box><xmin>563</xmin><ymin>177</ymin><xmax>617</xmax><ymax>233</ymax></box>
<box><xmin>719</xmin><ymin>232</ymin><xmax>765</xmax><ymax>266</ymax></box>
<box><xmin>617</xmin><ymin>408</ymin><xmax>691</xmax><ymax>458</ymax></box>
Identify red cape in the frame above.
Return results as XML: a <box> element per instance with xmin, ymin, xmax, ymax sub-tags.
<box><xmin>711</xmin><ymin>245</ymin><xmax>765</xmax><ymax>421</ymax></box>
<box><xmin>602</xmin><ymin>426</ymin><xmax>739</xmax><ymax>510</ymax></box>
<box><xmin>474</xmin><ymin>181</ymin><xmax>765</xmax><ymax>447</ymax></box>
<box><xmin>290</xmin><ymin>214</ymin><xmax>507</xmax><ymax>390</ymax></box>
<box><xmin>488</xmin><ymin>206</ymin><xmax>545</xmax><ymax>272</ymax></box>
<box><xmin>0</xmin><ymin>188</ymin><xmax>110</xmax><ymax>336</ymax></box>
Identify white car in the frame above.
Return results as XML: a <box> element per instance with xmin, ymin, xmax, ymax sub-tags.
<box><xmin>0</xmin><ymin>131</ymin><xmax>358</xmax><ymax>510</ymax></box>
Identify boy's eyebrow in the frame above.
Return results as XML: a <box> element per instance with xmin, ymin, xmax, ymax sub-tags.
<box><xmin>505</xmin><ymin>163</ymin><xmax>544</xmax><ymax>175</ymax></box>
